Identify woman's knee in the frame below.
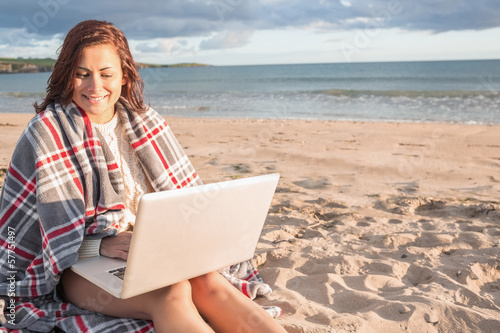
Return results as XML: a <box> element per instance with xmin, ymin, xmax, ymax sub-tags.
<box><xmin>150</xmin><ymin>280</ymin><xmax>193</xmax><ymax>305</ymax></box>
<box><xmin>190</xmin><ymin>272</ymin><xmax>230</xmax><ymax>301</ymax></box>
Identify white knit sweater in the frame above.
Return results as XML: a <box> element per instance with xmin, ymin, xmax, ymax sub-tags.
<box><xmin>78</xmin><ymin>113</ymin><xmax>153</xmax><ymax>259</ymax></box>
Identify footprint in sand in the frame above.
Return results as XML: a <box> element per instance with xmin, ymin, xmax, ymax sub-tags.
<box><xmin>304</xmin><ymin>198</ymin><xmax>347</xmax><ymax>209</ymax></box>
<box><xmin>418</xmin><ymin>219</ymin><xmax>436</xmax><ymax>231</ymax></box>
<box><xmin>391</xmin><ymin>181</ymin><xmax>420</xmax><ymax>194</ymax></box>
<box><xmin>414</xmin><ymin>232</ymin><xmax>454</xmax><ymax>247</ymax></box>
<box><xmin>424</xmin><ymin>311</ymin><xmax>439</xmax><ymax>325</ymax></box>
<box><xmin>226</xmin><ymin>163</ymin><xmax>252</xmax><ymax>174</ymax></box>
<box><xmin>404</xmin><ymin>264</ymin><xmax>434</xmax><ymax>287</ymax></box>
<box><xmin>293</xmin><ymin>178</ymin><xmax>331</xmax><ymax>190</ymax></box>
<box><xmin>375</xmin><ymin>196</ymin><xmax>448</xmax><ymax>216</ymax></box>
<box><xmin>362</xmin><ymin>274</ymin><xmax>407</xmax><ymax>293</ymax></box>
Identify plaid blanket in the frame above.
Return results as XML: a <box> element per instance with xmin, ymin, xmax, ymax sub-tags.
<box><xmin>0</xmin><ymin>100</ymin><xmax>280</xmax><ymax>332</ymax></box>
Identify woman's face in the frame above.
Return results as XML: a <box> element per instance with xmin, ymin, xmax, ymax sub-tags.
<box><xmin>72</xmin><ymin>44</ymin><xmax>126</xmax><ymax>124</ymax></box>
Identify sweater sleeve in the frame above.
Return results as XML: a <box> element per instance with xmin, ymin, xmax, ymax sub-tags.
<box><xmin>77</xmin><ymin>238</ymin><xmax>102</xmax><ymax>260</ymax></box>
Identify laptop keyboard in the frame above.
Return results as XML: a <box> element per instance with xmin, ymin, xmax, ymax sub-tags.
<box><xmin>108</xmin><ymin>266</ymin><xmax>126</xmax><ymax>280</ymax></box>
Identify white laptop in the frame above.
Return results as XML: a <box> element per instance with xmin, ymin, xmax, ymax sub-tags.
<box><xmin>71</xmin><ymin>173</ymin><xmax>280</xmax><ymax>299</ymax></box>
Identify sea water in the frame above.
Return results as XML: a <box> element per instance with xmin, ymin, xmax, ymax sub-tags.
<box><xmin>0</xmin><ymin>60</ymin><xmax>499</xmax><ymax>124</ymax></box>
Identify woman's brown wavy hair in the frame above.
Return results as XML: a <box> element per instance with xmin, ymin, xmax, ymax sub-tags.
<box><xmin>35</xmin><ymin>20</ymin><xmax>147</xmax><ymax>113</ymax></box>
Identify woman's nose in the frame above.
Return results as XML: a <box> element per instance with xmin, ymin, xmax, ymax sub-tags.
<box><xmin>88</xmin><ymin>75</ymin><xmax>103</xmax><ymax>92</ymax></box>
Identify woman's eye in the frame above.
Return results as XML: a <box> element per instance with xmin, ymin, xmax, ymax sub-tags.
<box><xmin>101</xmin><ymin>74</ymin><xmax>113</xmax><ymax>78</ymax></box>
<box><xmin>76</xmin><ymin>73</ymin><xmax>88</xmax><ymax>78</ymax></box>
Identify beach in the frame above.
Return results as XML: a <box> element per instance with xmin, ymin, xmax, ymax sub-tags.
<box><xmin>1</xmin><ymin>114</ymin><xmax>499</xmax><ymax>332</ymax></box>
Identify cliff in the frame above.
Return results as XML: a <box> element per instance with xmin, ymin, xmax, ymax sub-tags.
<box><xmin>0</xmin><ymin>58</ymin><xmax>55</xmax><ymax>73</ymax></box>
<box><xmin>0</xmin><ymin>58</ymin><xmax>210</xmax><ymax>74</ymax></box>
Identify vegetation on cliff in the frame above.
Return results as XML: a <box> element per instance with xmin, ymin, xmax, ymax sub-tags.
<box><xmin>0</xmin><ymin>57</ymin><xmax>210</xmax><ymax>74</ymax></box>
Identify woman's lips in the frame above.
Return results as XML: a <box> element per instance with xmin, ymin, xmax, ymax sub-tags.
<box><xmin>85</xmin><ymin>95</ymin><xmax>108</xmax><ymax>103</ymax></box>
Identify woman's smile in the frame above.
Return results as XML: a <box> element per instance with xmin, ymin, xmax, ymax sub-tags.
<box><xmin>84</xmin><ymin>94</ymin><xmax>109</xmax><ymax>103</ymax></box>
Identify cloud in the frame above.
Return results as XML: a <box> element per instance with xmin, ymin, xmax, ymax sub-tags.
<box><xmin>339</xmin><ymin>0</ymin><xmax>352</xmax><ymax>7</ymax></box>
<box><xmin>134</xmin><ymin>38</ymin><xmax>194</xmax><ymax>55</ymax></box>
<box><xmin>135</xmin><ymin>40</ymin><xmax>180</xmax><ymax>54</ymax></box>
<box><xmin>0</xmin><ymin>0</ymin><xmax>499</xmax><ymax>49</ymax></box>
<box><xmin>199</xmin><ymin>30</ymin><xmax>253</xmax><ymax>50</ymax></box>
<box><xmin>340</xmin><ymin>1</ymin><xmax>500</xmax><ymax>33</ymax></box>
<box><xmin>0</xmin><ymin>0</ymin><xmax>221</xmax><ymax>39</ymax></box>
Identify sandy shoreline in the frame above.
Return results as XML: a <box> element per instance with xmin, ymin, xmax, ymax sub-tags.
<box><xmin>1</xmin><ymin>113</ymin><xmax>499</xmax><ymax>332</ymax></box>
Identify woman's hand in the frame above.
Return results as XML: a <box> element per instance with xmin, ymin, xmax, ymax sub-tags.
<box><xmin>100</xmin><ymin>231</ymin><xmax>133</xmax><ymax>260</ymax></box>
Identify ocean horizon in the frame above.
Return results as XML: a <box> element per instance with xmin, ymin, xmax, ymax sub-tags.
<box><xmin>0</xmin><ymin>59</ymin><xmax>499</xmax><ymax>124</ymax></box>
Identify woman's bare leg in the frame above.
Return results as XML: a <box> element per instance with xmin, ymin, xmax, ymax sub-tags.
<box><xmin>62</xmin><ymin>269</ymin><xmax>285</xmax><ymax>332</ymax></box>
<box><xmin>61</xmin><ymin>269</ymin><xmax>214</xmax><ymax>333</ymax></box>
<box><xmin>190</xmin><ymin>272</ymin><xmax>286</xmax><ymax>333</ymax></box>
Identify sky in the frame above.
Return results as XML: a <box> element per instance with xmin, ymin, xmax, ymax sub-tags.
<box><xmin>0</xmin><ymin>0</ymin><xmax>499</xmax><ymax>66</ymax></box>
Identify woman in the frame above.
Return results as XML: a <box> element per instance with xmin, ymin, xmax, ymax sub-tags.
<box><xmin>0</xmin><ymin>20</ymin><xmax>285</xmax><ymax>332</ymax></box>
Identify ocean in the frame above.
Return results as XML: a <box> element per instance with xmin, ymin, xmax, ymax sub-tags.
<box><xmin>0</xmin><ymin>59</ymin><xmax>499</xmax><ymax>124</ymax></box>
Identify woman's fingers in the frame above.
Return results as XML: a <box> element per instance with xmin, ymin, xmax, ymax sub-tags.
<box><xmin>100</xmin><ymin>231</ymin><xmax>133</xmax><ymax>260</ymax></box>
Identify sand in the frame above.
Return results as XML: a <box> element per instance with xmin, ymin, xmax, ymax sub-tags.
<box><xmin>1</xmin><ymin>114</ymin><xmax>499</xmax><ymax>332</ymax></box>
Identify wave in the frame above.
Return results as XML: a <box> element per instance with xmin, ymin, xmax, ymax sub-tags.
<box><xmin>318</xmin><ymin>89</ymin><xmax>500</xmax><ymax>99</ymax></box>
<box><xmin>0</xmin><ymin>92</ymin><xmax>45</xmax><ymax>98</ymax></box>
